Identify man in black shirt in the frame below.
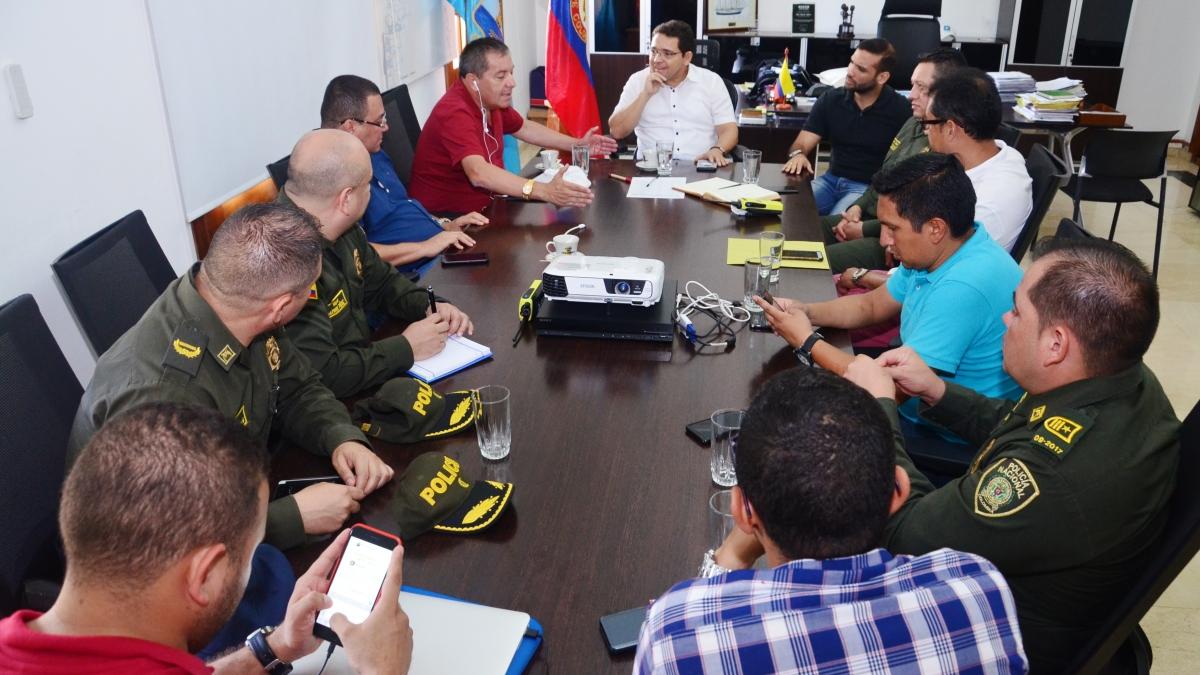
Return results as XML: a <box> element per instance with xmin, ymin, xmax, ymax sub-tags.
<box><xmin>782</xmin><ymin>39</ymin><xmax>911</xmax><ymax>216</ymax></box>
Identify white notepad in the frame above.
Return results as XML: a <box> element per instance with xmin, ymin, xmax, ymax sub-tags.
<box><xmin>407</xmin><ymin>336</ymin><xmax>493</xmax><ymax>383</ymax></box>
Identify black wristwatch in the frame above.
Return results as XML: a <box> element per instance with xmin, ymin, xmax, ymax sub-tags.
<box><xmin>245</xmin><ymin>626</ymin><xmax>292</xmax><ymax>675</ymax></box>
<box><xmin>793</xmin><ymin>331</ymin><xmax>825</xmax><ymax>367</ymax></box>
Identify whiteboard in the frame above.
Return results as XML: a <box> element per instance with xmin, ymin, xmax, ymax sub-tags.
<box><xmin>380</xmin><ymin>0</ymin><xmax>459</xmax><ymax>89</ymax></box>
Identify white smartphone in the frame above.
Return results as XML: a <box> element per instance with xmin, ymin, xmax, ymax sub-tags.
<box><xmin>313</xmin><ymin>524</ymin><xmax>401</xmax><ymax>645</ymax></box>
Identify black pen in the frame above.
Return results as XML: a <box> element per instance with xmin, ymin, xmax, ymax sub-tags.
<box><xmin>426</xmin><ymin>286</ymin><xmax>437</xmax><ymax>314</ymax></box>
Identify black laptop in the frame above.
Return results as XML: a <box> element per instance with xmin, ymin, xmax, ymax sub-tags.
<box><xmin>534</xmin><ymin>280</ymin><xmax>677</xmax><ymax>343</ymax></box>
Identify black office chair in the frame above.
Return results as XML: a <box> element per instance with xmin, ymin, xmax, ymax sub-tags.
<box><xmin>1064</xmin><ymin>399</ymin><xmax>1200</xmax><ymax>674</ymax></box>
<box><xmin>51</xmin><ymin>210</ymin><xmax>176</xmax><ymax>356</ymax></box>
<box><xmin>267</xmin><ymin>154</ymin><xmax>291</xmax><ymax>190</ymax></box>
<box><xmin>1055</xmin><ymin>217</ymin><xmax>1094</xmax><ymax>240</ymax></box>
<box><xmin>693</xmin><ymin>39</ymin><xmax>721</xmax><ymax>72</ymax></box>
<box><xmin>1010</xmin><ymin>144</ymin><xmax>1069</xmax><ymax>264</ymax></box>
<box><xmin>1061</xmin><ymin>129</ymin><xmax>1177</xmax><ymax>278</ymax></box>
<box><xmin>722</xmin><ymin>77</ymin><xmax>739</xmax><ymax>114</ymax></box>
<box><xmin>381</xmin><ymin>84</ymin><xmax>423</xmax><ymax>188</ymax></box>
<box><xmin>876</xmin><ymin>0</ymin><xmax>942</xmax><ymax>90</ymax></box>
<box><xmin>0</xmin><ymin>295</ymin><xmax>83</xmax><ymax>615</ymax></box>
<box><xmin>997</xmin><ymin>123</ymin><xmax>1021</xmax><ymax>148</ymax></box>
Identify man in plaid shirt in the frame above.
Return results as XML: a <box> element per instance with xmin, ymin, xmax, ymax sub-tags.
<box><xmin>634</xmin><ymin>369</ymin><xmax>1026</xmax><ymax>674</ymax></box>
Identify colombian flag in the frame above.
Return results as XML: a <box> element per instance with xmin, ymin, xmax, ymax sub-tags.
<box><xmin>546</xmin><ymin>0</ymin><xmax>601</xmax><ymax>139</ymax></box>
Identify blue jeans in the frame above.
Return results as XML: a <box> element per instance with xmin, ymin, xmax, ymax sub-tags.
<box><xmin>812</xmin><ymin>173</ymin><xmax>869</xmax><ymax>216</ymax></box>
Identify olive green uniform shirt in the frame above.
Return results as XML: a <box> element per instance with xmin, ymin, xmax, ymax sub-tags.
<box><xmin>882</xmin><ymin>363</ymin><xmax>1179</xmax><ymax>672</ymax></box>
<box><xmin>68</xmin><ymin>267</ymin><xmax>370</xmax><ymax>550</ymax></box>
<box><xmin>279</xmin><ymin>190</ymin><xmax>432</xmax><ymax>398</ymax></box>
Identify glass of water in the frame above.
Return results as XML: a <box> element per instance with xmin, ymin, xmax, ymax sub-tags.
<box><xmin>743</xmin><ymin>257</ymin><xmax>771</xmax><ymax>330</ymax></box>
<box><xmin>759</xmin><ymin>230</ymin><xmax>785</xmax><ymax>283</ymax></box>
<box><xmin>571</xmin><ymin>143</ymin><xmax>590</xmax><ymax>175</ymax></box>
<box><xmin>741</xmin><ymin>148</ymin><xmax>762</xmax><ymax>184</ymax></box>
<box><xmin>656</xmin><ymin>141</ymin><xmax>674</xmax><ymax>177</ymax></box>
<box><xmin>709</xmin><ymin>490</ymin><xmax>736</xmax><ymax>551</ymax></box>
<box><xmin>710</xmin><ymin>409</ymin><xmax>744</xmax><ymax>487</ymax></box>
<box><xmin>474</xmin><ymin>385</ymin><xmax>511</xmax><ymax>460</ymax></box>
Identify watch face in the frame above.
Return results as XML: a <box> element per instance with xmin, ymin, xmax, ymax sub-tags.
<box><xmin>794</xmin><ymin>348</ymin><xmax>812</xmax><ymax>367</ymax></box>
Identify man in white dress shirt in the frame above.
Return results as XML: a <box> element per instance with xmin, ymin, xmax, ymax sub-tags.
<box><xmin>608</xmin><ymin>20</ymin><xmax>737</xmax><ymax>166</ymax></box>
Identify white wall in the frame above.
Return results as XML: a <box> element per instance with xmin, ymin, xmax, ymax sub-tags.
<box><xmin>756</xmin><ymin>0</ymin><xmax>1001</xmax><ymax>39</ymax></box>
<box><xmin>1117</xmin><ymin>0</ymin><xmax>1200</xmax><ymax>142</ymax></box>
<box><xmin>0</xmin><ymin>0</ymin><xmax>192</xmax><ymax>383</ymax></box>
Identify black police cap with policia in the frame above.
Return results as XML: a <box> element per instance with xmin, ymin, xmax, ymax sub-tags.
<box><xmin>352</xmin><ymin>377</ymin><xmax>475</xmax><ymax>443</ymax></box>
<box><xmin>391</xmin><ymin>453</ymin><xmax>514</xmax><ymax>539</ymax></box>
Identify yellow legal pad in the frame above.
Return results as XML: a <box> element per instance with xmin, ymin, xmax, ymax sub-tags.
<box><xmin>726</xmin><ymin>238</ymin><xmax>830</xmax><ymax>270</ymax></box>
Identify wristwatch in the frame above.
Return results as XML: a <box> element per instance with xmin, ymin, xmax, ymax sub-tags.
<box><xmin>698</xmin><ymin>548</ymin><xmax>732</xmax><ymax>578</ymax></box>
<box><xmin>709</xmin><ymin>145</ymin><xmax>724</xmax><ymax>155</ymax></box>
<box><xmin>787</xmin><ymin>148</ymin><xmax>806</xmax><ymax>159</ymax></box>
<box><xmin>793</xmin><ymin>331</ymin><xmax>825</xmax><ymax>367</ymax></box>
<box><xmin>521</xmin><ymin>178</ymin><xmax>536</xmax><ymax>200</ymax></box>
<box><xmin>850</xmin><ymin>267</ymin><xmax>870</xmax><ymax>287</ymax></box>
<box><xmin>245</xmin><ymin>626</ymin><xmax>292</xmax><ymax>675</ymax></box>
<box><xmin>436</xmin><ymin>216</ymin><xmax>452</xmax><ymax>229</ymax></box>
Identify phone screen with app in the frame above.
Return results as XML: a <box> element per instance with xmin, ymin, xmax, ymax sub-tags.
<box><xmin>315</xmin><ymin>527</ymin><xmax>398</xmax><ymax>643</ymax></box>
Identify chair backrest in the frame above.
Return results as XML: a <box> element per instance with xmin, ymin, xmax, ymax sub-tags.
<box><xmin>1055</xmin><ymin>217</ymin><xmax>1093</xmax><ymax>239</ymax></box>
<box><xmin>997</xmin><ymin>123</ymin><xmax>1021</xmax><ymax>148</ymax></box>
<box><xmin>380</xmin><ymin>84</ymin><xmax>423</xmax><ymax>187</ymax></box>
<box><xmin>0</xmin><ymin>295</ymin><xmax>82</xmax><ymax>614</ymax></box>
<box><xmin>51</xmin><ymin>210</ymin><xmax>176</xmax><ymax>356</ymax></box>
<box><xmin>694</xmin><ymin>39</ymin><xmax>720</xmax><ymax>72</ymax></box>
<box><xmin>877</xmin><ymin>0</ymin><xmax>941</xmax><ymax>90</ymax></box>
<box><xmin>1066</xmin><ymin>400</ymin><xmax>1200</xmax><ymax>673</ymax></box>
<box><xmin>267</xmin><ymin>154</ymin><xmax>290</xmax><ymax>190</ymax></box>
<box><xmin>1010</xmin><ymin>144</ymin><xmax>1069</xmax><ymax>263</ymax></box>
<box><xmin>722</xmin><ymin>77</ymin><xmax>738</xmax><ymax>113</ymax></box>
<box><xmin>1080</xmin><ymin>129</ymin><xmax>1177</xmax><ymax>181</ymax></box>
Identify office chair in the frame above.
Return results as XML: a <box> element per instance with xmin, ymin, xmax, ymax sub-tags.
<box><xmin>0</xmin><ymin>295</ymin><xmax>83</xmax><ymax>615</ymax></box>
<box><xmin>722</xmin><ymin>77</ymin><xmax>739</xmax><ymax>114</ymax></box>
<box><xmin>381</xmin><ymin>84</ymin><xmax>423</xmax><ymax>188</ymax></box>
<box><xmin>51</xmin><ymin>210</ymin><xmax>176</xmax><ymax>356</ymax></box>
<box><xmin>1055</xmin><ymin>217</ymin><xmax>1094</xmax><ymax>240</ymax></box>
<box><xmin>1061</xmin><ymin>129</ymin><xmax>1177</xmax><ymax>278</ymax></box>
<box><xmin>693</xmin><ymin>39</ymin><xmax>720</xmax><ymax>72</ymax></box>
<box><xmin>1063</xmin><ymin>399</ymin><xmax>1200</xmax><ymax>674</ymax></box>
<box><xmin>876</xmin><ymin>0</ymin><xmax>942</xmax><ymax>90</ymax></box>
<box><xmin>997</xmin><ymin>123</ymin><xmax>1021</xmax><ymax>148</ymax></box>
<box><xmin>1010</xmin><ymin>144</ymin><xmax>1069</xmax><ymax>264</ymax></box>
<box><xmin>267</xmin><ymin>154</ymin><xmax>291</xmax><ymax>190</ymax></box>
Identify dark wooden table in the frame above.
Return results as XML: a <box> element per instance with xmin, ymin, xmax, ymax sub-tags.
<box><xmin>278</xmin><ymin>159</ymin><xmax>846</xmax><ymax>674</ymax></box>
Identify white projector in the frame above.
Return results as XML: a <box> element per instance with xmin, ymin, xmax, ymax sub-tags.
<box><xmin>541</xmin><ymin>255</ymin><xmax>665</xmax><ymax>306</ymax></box>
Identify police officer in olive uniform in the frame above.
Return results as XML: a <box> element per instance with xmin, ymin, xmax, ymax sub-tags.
<box><xmin>844</xmin><ymin>236</ymin><xmax>1180</xmax><ymax>672</ymax></box>
<box><xmin>279</xmin><ymin>129</ymin><xmax>473</xmax><ymax>399</ymax></box>
<box><xmin>69</xmin><ymin>202</ymin><xmax>395</xmax><ymax>551</ymax></box>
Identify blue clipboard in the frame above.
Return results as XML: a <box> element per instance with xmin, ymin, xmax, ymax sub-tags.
<box><xmin>401</xmin><ymin>585</ymin><xmax>543</xmax><ymax>674</ymax></box>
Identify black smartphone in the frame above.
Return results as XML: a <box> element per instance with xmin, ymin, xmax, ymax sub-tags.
<box><xmin>781</xmin><ymin>249</ymin><xmax>824</xmax><ymax>262</ymax></box>
<box><xmin>685</xmin><ymin>418</ymin><xmax>714</xmax><ymax>446</ymax></box>
<box><xmin>442</xmin><ymin>252</ymin><xmax>489</xmax><ymax>266</ymax></box>
<box><xmin>314</xmin><ymin>524</ymin><xmax>401</xmax><ymax>646</ymax></box>
<box><xmin>274</xmin><ymin>475</ymin><xmax>344</xmax><ymax>499</ymax></box>
<box><xmin>600</xmin><ymin>606</ymin><xmax>648</xmax><ymax>654</ymax></box>
<box><xmin>695</xmin><ymin>159</ymin><xmax>718</xmax><ymax>172</ymax></box>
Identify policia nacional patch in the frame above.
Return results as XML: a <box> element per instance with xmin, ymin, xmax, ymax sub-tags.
<box><xmin>974</xmin><ymin>458</ymin><xmax>1041</xmax><ymax>518</ymax></box>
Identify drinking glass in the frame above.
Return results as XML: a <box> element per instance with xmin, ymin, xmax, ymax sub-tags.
<box><xmin>709</xmin><ymin>490</ymin><xmax>736</xmax><ymax>550</ymax></box>
<box><xmin>571</xmin><ymin>143</ymin><xmax>590</xmax><ymax>175</ymax></box>
<box><xmin>656</xmin><ymin>141</ymin><xmax>674</xmax><ymax>177</ymax></box>
<box><xmin>474</xmin><ymin>385</ymin><xmax>512</xmax><ymax>460</ymax></box>
<box><xmin>741</xmin><ymin>148</ymin><xmax>762</xmax><ymax>184</ymax></box>
<box><xmin>710</xmin><ymin>409</ymin><xmax>744</xmax><ymax>487</ymax></box>
<box><xmin>743</xmin><ymin>257</ymin><xmax>771</xmax><ymax>330</ymax></box>
<box><xmin>759</xmin><ymin>230</ymin><xmax>785</xmax><ymax>283</ymax></box>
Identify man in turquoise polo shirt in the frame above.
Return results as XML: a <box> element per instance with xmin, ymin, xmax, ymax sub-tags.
<box><xmin>757</xmin><ymin>152</ymin><xmax>1022</xmax><ymax>440</ymax></box>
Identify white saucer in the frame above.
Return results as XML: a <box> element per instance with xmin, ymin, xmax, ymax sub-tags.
<box><xmin>636</xmin><ymin>160</ymin><xmax>658</xmax><ymax>172</ymax></box>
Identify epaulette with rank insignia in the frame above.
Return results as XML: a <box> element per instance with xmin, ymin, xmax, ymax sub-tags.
<box><xmin>1026</xmin><ymin>404</ymin><xmax>1093</xmax><ymax>460</ymax></box>
<box><xmin>162</xmin><ymin>320</ymin><xmax>208</xmax><ymax>378</ymax></box>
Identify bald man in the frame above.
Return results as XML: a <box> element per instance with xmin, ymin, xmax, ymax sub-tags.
<box><xmin>281</xmin><ymin>130</ymin><xmax>473</xmax><ymax>398</ymax></box>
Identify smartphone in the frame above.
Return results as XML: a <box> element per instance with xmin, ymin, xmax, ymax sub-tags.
<box><xmin>274</xmin><ymin>475</ymin><xmax>344</xmax><ymax>499</ymax></box>
<box><xmin>442</xmin><ymin>252</ymin><xmax>489</xmax><ymax>266</ymax></box>
<box><xmin>314</xmin><ymin>524</ymin><xmax>401</xmax><ymax>646</ymax></box>
<box><xmin>695</xmin><ymin>159</ymin><xmax>717</xmax><ymax>172</ymax></box>
<box><xmin>781</xmin><ymin>249</ymin><xmax>824</xmax><ymax>262</ymax></box>
<box><xmin>600</xmin><ymin>606</ymin><xmax>648</xmax><ymax>654</ymax></box>
<box><xmin>685</xmin><ymin>418</ymin><xmax>714</xmax><ymax>446</ymax></box>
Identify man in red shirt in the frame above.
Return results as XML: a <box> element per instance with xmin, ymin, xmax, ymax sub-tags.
<box><xmin>410</xmin><ymin>37</ymin><xmax>618</xmax><ymax>213</ymax></box>
<box><xmin>0</xmin><ymin>403</ymin><xmax>411</xmax><ymax>674</ymax></box>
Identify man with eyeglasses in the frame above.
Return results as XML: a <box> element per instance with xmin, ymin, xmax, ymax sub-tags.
<box><xmin>322</xmin><ymin>75</ymin><xmax>482</xmax><ymax>279</ymax></box>
<box><xmin>609</xmin><ymin>20</ymin><xmax>737</xmax><ymax>167</ymax></box>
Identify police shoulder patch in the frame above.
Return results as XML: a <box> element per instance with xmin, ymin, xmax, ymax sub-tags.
<box><xmin>162</xmin><ymin>320</ymin><xmax>207</xmax><ymax>377</ymax></box>
<box><xmin>974</xmin><ymin>458</ymin><xmax>1040</xmax><ymax>518</ymax></box>
<box><xmin>1027</xmin><ymin>406</ymin><xmax>1092</xmax><ymax>459</ymax></box>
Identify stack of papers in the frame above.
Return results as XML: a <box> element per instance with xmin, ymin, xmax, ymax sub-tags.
<box><xmin>1036</xmin><ymin>77</ymin><xmax>1085</xmax><ymax>96</ymax></box>
<box><xmin>674</xmin><ymin>177</ymin><xmax>781</xmax><ymax>204</ymax></box>
<box><xmin>989</xmin><ymin>71</ymin><xmax>1036</xmax><ymax>104</ymax></box>
<box><xmin>1015</xmin><ymin>89</ymin><xmax>1085</xmax><ymax>122</ymax></box>
<box><xmin>408</xmin><ymin>335</ymin><xmax>493</xmax><ymax>383</ymax></box>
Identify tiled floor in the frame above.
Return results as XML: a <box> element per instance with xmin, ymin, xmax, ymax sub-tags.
<box><xmin>1047</xmin><ymin>150</ymin><xmax>1200</xmax><ymax>673</ymax></box>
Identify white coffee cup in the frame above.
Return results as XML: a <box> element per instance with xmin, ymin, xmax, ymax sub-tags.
<box><xmin>540</xmin><ymin>149</ymin><xmax>559</xmax><ymax>170</ymax></box>
<box><xmin>546</xmin><ymin>233</ymin><xmax>580</xmax><ymax>256</ymax></box>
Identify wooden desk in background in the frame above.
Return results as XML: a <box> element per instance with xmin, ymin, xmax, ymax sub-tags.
<box><xmin>277</xmin><ymin>159</ymin><xmax>846</xmax><ymax>673</ymax></box>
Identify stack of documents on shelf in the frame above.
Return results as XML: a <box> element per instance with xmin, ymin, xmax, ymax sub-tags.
<box><xmin>1036</xmin><ymin>77</ymin><xmax>1085</xmax><ymax>96</ymax></box>
<box><xmin>1015</xmin><ymin>87</ymin><xmax>1085</xmax><ymax>123</ymax></box>
<box><xmin>989</xmin><ymin>71</ymin><xmax>1036</xmax><ymax>104</ymax></box>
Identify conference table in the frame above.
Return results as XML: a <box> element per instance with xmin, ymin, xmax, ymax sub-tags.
<box><xmin>279</xmin><ymin>158</ymin><xmax>849</xmax><ymax>673</ymax></box>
